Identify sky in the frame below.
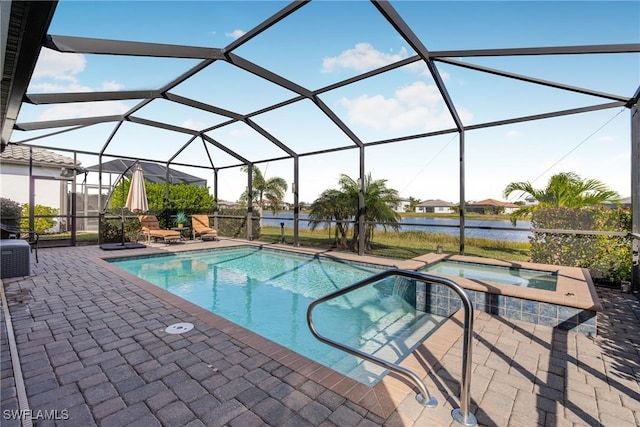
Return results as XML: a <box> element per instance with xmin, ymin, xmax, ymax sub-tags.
<box><xmin>12</xmin><ymin>0</ymin><xmax>640</xmax><ymax>205</ymax></box>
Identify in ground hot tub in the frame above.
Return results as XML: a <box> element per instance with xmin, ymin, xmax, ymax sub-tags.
<box><xmin>410</xmin><ymin>254</ymin><xmax>602</xmax><ymax>336</ymax></box>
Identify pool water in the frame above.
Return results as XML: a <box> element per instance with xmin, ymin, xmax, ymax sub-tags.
<box><xmin>109</xmin><ymin>246</ymin><xmax>444</xmax><ymax>385</ymax></box>
<box><xmin>421</xmin><ymin>260</ymin><xmax>557</xmax><ymax>291</ymax></box>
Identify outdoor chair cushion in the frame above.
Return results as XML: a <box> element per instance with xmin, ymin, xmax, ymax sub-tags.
<box><xmin>138</xmin><ymin>215</ymin><xmax>181</xmax><ymax>242</ymax></box>
<box><xmin>191</xmin><ymin>215</ymin><xmax>218</xmax><ymax>240</ymax></box>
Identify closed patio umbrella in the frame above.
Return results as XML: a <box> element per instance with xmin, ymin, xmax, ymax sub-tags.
<box><xmin>126</xmin><ymin>164</ymin><xmax>148</xmax><ymax>213</ymax></box>
<box><xmin>100</xmin><ymin>161</ymin><xmax>147</xmax><ymax>250</ymax></box>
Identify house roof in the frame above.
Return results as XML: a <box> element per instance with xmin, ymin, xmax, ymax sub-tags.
<box><xmin>603</xmin><ymin>196</ymin><xmax>632</xmax><ymax>207</ymax></box>
<box><xmin>468</xmin><ymin>198</ymin><xmax>519</xmax><ymax>208</ymax></box>
<box><xmin>0</xmin><ymin>144</ymin><xmax>83</xmax><ymax>170</ymax></box>
<box><xmin>217</xmin><ymin>200</ymin><xmax>239</xmax><ymax>208</ymax></box>
<box><xmin>85</xmin><ymin>159</ymin><xmax>207</xmax><ymax>187</ymax></box>
<box><xmin>417</xmin><ymin>199</ymin><xmax>454</xmax><ymax>207</ymax></box>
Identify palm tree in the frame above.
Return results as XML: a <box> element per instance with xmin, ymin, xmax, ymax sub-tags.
<box><xmin>308</xmin><ymin>188</ymin><xmax>353</xmax><ymax>248</ymax></box>
<box><xmin>503</xmin><ymin>172</ymin><xmax>621</xmax><ymax>225</ymax></box>
<box><xmin>308</xmin><ymin>173</ymin><xmax>401</xmax><ymax>250</ymax></box>
<box><xmin>240</xmin><ymin>165</ymin><xmax>288</xmax><ymax>217</ymax></box>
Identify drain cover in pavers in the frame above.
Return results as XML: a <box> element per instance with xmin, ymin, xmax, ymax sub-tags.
<box><xmin>165</xmin><ymin>323</ymin><xmax>194</xmax><ymax>334</ymax></box>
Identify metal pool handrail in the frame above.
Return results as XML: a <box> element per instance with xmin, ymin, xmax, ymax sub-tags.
<box><xmin>306</xmin><ymin>268</ymin><xmax>477</xmax><ymax>427</ymax></box>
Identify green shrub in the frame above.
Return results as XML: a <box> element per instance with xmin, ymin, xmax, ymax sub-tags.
<box><xmin>0</xmin><ymin>197</ymin><xmax>22</xmax><ymax>226</ymax></box>
<box><xmin>110</xmin><ymin>180</ymin><xmax>215</xmax><ymax>211</ymax></box>
<box><xmin>530</xmin><ymin>207</ymin><xmax>631</xmax><ymax>283</ymax></box>
<box><xmin>20</xmin><ymin>204</ymin><xmax>58</xmax><ymax>234</ymax></box>
<box><xmin>100</xmin><ymin>217</ymin><xmax>142</xmax><ymax>243</ymax></box>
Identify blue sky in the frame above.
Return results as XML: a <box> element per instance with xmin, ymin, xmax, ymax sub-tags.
<box><xmin>14</xmin><ymin>1</ymin><xmax>640</xmax><ymax>204</ymax></box>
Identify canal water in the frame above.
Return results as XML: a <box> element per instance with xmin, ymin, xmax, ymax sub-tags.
<box><xmin>260</xmin><ymin>212</ymin><xmax>532</xmax><ymax>242</ymax></box>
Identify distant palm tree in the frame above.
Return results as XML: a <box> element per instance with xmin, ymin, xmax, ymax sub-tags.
<box><xmin>503</xmin><ymin>172</ymin><xmax>621</xmax><ymax>225</ymax></box>
<box><xmin>240</xmin><ymin>165</ymin><xmax>288</xmax><ymax>217</ymax></box>
<box><xmin>308</xmin><ymin>173</ymin><xmax>401</xmax><ymax>250</ymax></box>
<box><xmin>407</xmin><ymin>196</ymin><xmax>420</xmax><ymax>212</ymax></box>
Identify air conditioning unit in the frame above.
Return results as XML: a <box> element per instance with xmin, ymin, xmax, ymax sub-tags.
<box><xmin>1</xmin><ymin>239</ymin><xmax>31</xmax><ymax>279</ymax></box>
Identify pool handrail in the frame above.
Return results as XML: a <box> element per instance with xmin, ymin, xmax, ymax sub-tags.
<box><xmin>306</xmin><ymin>268</ymin><xmax>477</xmax><ymax>427</ymax></box>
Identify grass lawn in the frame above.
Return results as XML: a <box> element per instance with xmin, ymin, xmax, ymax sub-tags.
<box><xmin>38</xmin><ymin>226</ymin><xmax>530</xmax><ymax>263</ymax></box>
<box><xmin>258</xmin><ymin>226</ymin><xmax>530</xmax><ymax>262</ymax></box>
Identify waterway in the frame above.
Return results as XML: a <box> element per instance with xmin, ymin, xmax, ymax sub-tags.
<box><xmin>260</xmin><ymin>212</ymin><xmax>532</xmax><ymax>242</ymax></box>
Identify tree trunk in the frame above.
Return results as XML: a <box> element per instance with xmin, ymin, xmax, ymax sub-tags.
<box><xmin>335</xmin><ymin>221</ymin><xmax>349</xmax><ymax>249</ymax></box>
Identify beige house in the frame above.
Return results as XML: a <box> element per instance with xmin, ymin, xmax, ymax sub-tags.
<box><xmin>466</xmin><ymin>198</ymin><xmax>519</xmax><ymax>214</ymax></box>
<box><xmin>415</xmin><ymin>199</ymin><xmax>455</xmax><ymax>214</ymax></box>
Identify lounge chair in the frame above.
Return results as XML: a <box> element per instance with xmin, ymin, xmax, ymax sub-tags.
<box><xmin>191</xmin><ymin>215</ymin><xmax>219</xmax><ymax>241</ymax></box>
<box><xmin>138</xmin><ymin>215</ymin><xmax>182</xmax><ymax>244</ymax></box>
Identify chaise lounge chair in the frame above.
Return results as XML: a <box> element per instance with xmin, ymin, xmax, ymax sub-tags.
<box><xmin>191</xmin><ymin>215</ymin><xmax>219</xmax><ymax>241</ymax></box>
<box><xmin>138</xmin><ymin>215</ymin><xmax>182</xmax><ymax>244</ymax></box>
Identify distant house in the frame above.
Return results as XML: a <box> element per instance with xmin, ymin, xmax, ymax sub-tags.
<box><xmin>216</xmin><ymin>200</ymin><xmax>239</xmax><ymax>210</ymax></box>
<box><xmin>390</xmin><ymin>198</ymin><xmax>412</xmax><ymax>213</ymax></box>
<box><xmin>524</xmin><ymin>196</ymin><xmax>538</xmax><ymax>205</ymax></box>
<box><xmin>602</xmin><ymin>197</ymin><xmax>631</xmax><ymax>209</ymax></box>
<box><xmin>415</xmin><ymin>199</ymin><xmax>454</xmax><ymax>214</ymax></box>
<box><xmin>467</xmin><ymin>198</ymin><xmax>519</xmax><ymax>214</ymax></box>
<box><xmin>262</xmin><ymin>200</ymin><xmax>290</xmax><ymax>210</ymax></box>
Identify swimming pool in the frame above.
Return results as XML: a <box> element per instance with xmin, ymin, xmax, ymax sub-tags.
<box><xmin>421</xmin><ymin>260</ymin><xmax>557</xmax><ymax>291</ymax></box>
<box><xmin>108</xmin><ymin>246</ymin><xmax>445</xmax><ymax>385</ymax></box>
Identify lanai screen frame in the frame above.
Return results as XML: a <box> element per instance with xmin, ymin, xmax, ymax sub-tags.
<box><xmin>1</xmin><ymin>0</ymin><xmax>639</xmax><ymax>289</ymax></box>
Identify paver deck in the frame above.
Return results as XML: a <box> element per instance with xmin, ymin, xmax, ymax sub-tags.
<box><xmin>1</xmin><ymin>240</ymin><xmax>639</xmax><ymax>426</ymax></box>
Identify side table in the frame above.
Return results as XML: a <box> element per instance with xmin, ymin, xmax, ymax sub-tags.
<box><xmin>171</xmin><ymin>227</ymin><xmax>191</xmax><ymax>240</ymax></box>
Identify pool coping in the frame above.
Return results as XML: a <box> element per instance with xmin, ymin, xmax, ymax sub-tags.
<box><xmin>407</xmin><ymin>253</ymin><xmax>603</xmax><ymax>312</ymax></box>
<box><xmin>95</xmin><ymin>240</ymin><xmax>467</xmax><ymax>418</ymax></box>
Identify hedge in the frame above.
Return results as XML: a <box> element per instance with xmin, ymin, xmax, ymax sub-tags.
<box><xmin>530</xmin><ymin>207</ymin><xmax>631</xmax><ymax>284</ymax></box>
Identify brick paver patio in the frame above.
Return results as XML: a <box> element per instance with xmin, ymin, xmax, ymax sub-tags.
<box><xmin>1</xmin><ymin>242</ymin><xmax>639</xmax><ymax>426</ymax></box>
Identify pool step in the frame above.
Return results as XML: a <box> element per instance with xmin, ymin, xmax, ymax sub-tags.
<box><xmin>331</xmin><ymin>310</ymin><xmax>445</xmax><ymax>385</ymax></box>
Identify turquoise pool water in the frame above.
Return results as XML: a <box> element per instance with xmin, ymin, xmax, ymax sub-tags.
<box><xmin>109</xmin><ymin>246</ymin><xmax>444</xmax><ymax>385</ymax></box>
<box><xmin>421</xmin><ymin>260</ymin><xmax>557</xmax><ymax>291</ymax></box>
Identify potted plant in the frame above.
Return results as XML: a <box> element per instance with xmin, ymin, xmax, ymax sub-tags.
<box><xmin>175</xmin><ymin>211</ymin><xmax>188</xmax><ymax>229</ymax></box>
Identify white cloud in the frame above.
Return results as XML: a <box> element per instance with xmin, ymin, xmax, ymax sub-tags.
<box><xmin>321</xmin><ymin>43</ymin><xmax>450</xmax><ymax>81</ymax></box>
<box><xmin>29</xmin><ymin>82</ymin><xmax>83</xmax><ymax>93</ymax></box>
<box><xmin>38</xmin><ymin>101</ymin><xmax>129</xmax><ymax>121</ymax></box>
<box><xmin>338</xmin><ymin>80</ymin><xmax>472</xmax><ymax>132</ymax></box>
<box><xmin>226</xmin><ymin>29</ymin><xmax>246</xmax><ymax>39</ymax></box>
<box><xmin>322</xmin><ymin>43</ymin><xmax>409</xmax><ymax>73</ymax></box>
<box><xmin>182</xmin><ymin>119</ymin><xmax>205</xmax><ymax>130</ymax></box>
<box><xmin>30</xmin><ymin>71</ymin><xmax>122</xmax><ymax>94</ymax></box>
<box><xmin>405</xmin><ymin>61</ymin><xmax>450</xmax><ymax>80</ymax></box>
<box><xmin>101</xmin><ymin>80</ymin><xmax>124</xmax><ymax>91</ymax></box>
<box><xmin>27</xmin><ymin>48</ymin><xmax>129</xmax><ymax>121</ymax></box>
<box><xmin>32</xmin><ymin>48</ymin><xmax>86</xmax><ymax>83</ymax></box>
